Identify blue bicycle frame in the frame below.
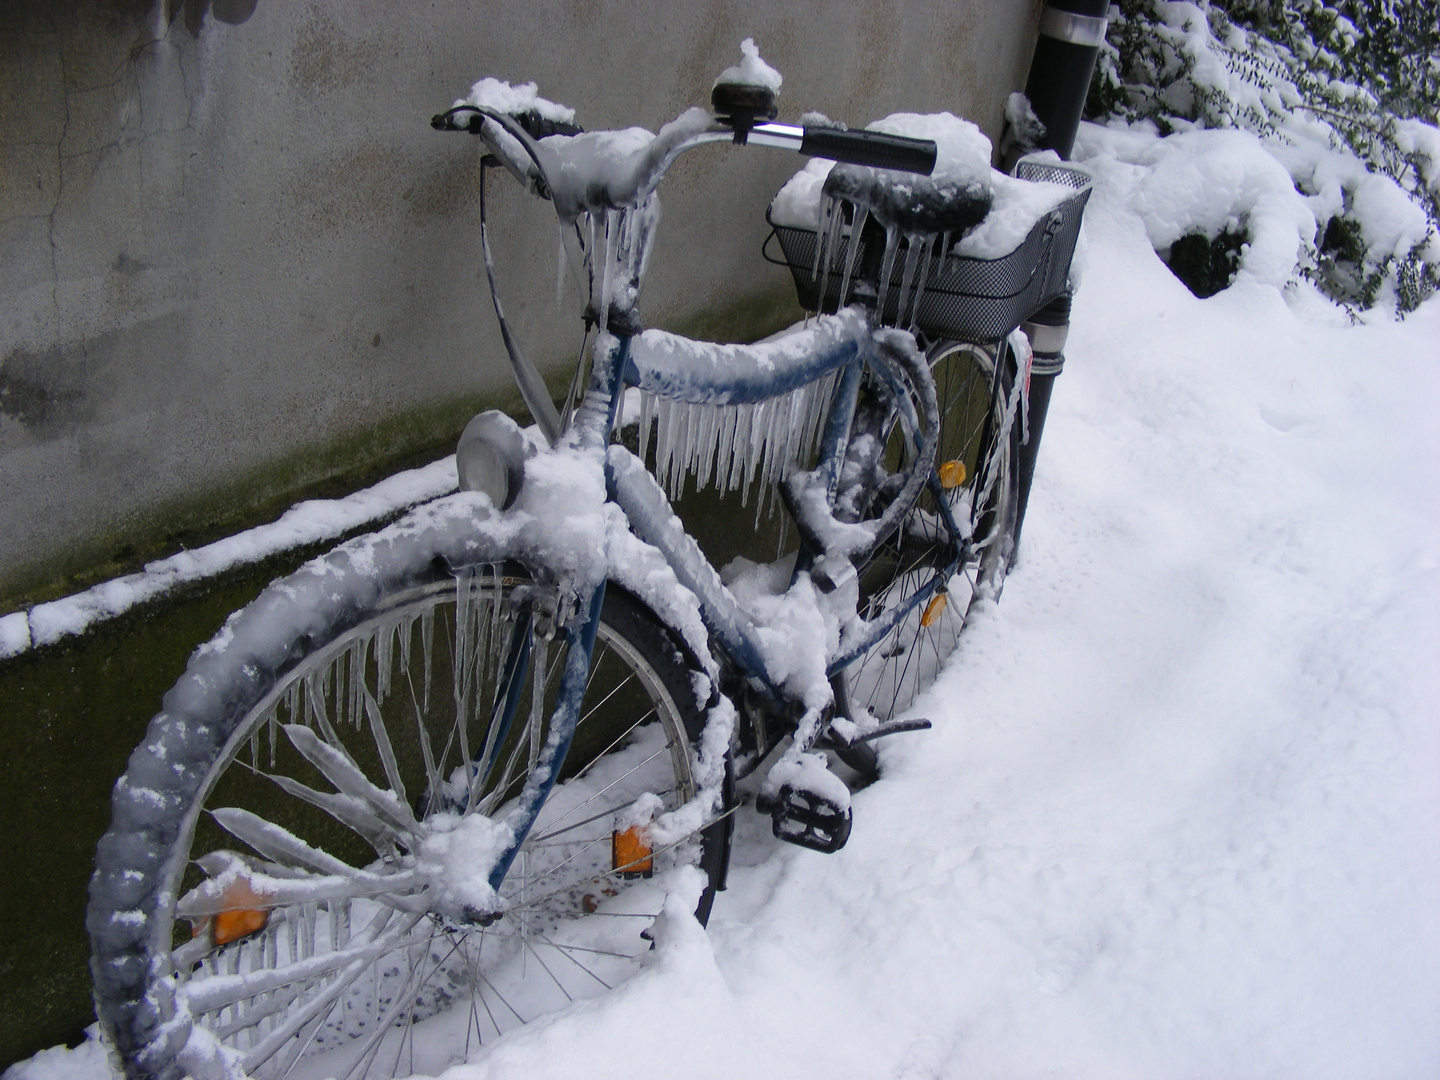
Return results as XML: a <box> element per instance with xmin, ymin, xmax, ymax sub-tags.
<box><xmin>487</xmin><ymin>313</ymin><xmax>965</xmax><ymax>888</ymax></box>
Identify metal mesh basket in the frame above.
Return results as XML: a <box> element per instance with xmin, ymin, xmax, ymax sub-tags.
<box><xmin>765</xmin><ymin>159</ymin><xmax>1091</xmax><ymax>342</ymax></box>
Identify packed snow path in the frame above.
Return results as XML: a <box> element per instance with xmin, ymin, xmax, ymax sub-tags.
<box><xmin>13</xmin><ymin>137</ymin><xmax>1440</xmax><ymax>1079</ymax></box>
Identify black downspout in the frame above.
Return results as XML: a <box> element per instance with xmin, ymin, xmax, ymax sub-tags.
<box><xmin>1007</xmin><ymin>0</ymin><xmax>1109</xmax><ymax>556</ymax></box>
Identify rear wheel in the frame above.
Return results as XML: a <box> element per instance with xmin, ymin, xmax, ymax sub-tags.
<box><xmin>842</xmin><ymin>338</ymin><xmax>1021</xmax><ymax>722</ymax></box>
<box><xmin>90</xmin><ymin>551</ymin><xmax>727</xmax><ymax>1080</ymax></box>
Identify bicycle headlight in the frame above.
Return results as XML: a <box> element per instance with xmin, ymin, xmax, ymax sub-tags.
<box><xmin>456</xmin><ymin>410</ymin><xmax>528</xmax><ymax>510</ymax></box>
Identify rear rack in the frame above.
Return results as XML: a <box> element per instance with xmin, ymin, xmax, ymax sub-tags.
<box><xmin>765</xmin><ymin>159</ymin><xmax>1091</xmax><ymax>342</ymax></box>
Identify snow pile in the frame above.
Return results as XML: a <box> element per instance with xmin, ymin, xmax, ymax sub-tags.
<box><xmin>1079</xmin><ymin>123</ymin><xmax>1315</xmax><ymax>290</ymax></box>
<box><xmin>1076</xmin><ymin>115</ymin><xmax>1435</xmax><ymax>296</ymax></box>
<box><xmin>1091</xmin><ymin>0</ymin><xmax>1439</xmax><ymax>312</ymax></box>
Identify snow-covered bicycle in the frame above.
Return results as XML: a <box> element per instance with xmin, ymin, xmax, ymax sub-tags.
<box><xmin>87</xmin><ymin>42</ymin><xmax>1089</xmax><ymax>1080</ymax></box>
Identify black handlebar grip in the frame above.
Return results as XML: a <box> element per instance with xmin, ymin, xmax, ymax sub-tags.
<box><xmin>799</xmin><ymin>128</ymin><xmax>938</xmax><ymax>175</ymax></box>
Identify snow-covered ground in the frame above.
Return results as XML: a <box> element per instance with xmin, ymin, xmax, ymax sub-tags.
<box><xmin>12</xmin><ymin>121</ymin><xmax>1440</xmax><ymax>1079</ymax></box>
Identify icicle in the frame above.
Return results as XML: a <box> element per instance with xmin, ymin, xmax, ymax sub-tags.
<box><xmin>453</xmin><ymin>568</ymin><xmax>476</xmax><ymax>778</ymax></box>
<box><xmin>875</xmin><ymin>223</ymin><xmax>901</xmax><ymax>323</ymax></box>
<box><xmin>811</xmin><ymin>193</ymin><xmax>833</xmax><ymax>284</ymax></box>
<box><xmin>586</xmin><ymin>211</ymin><xmax>597</xmax><ymax>294</ymax></box>
<box><xmin>268</xmin><ymin>703</ymin><xmax>279</xmax><ymax>768</ymax></box>
<box><xmin>896</xmin><ymin>233</ymin><xmax>924</xmax><ymax>329</ymax></box>
<box><xmin>376</xmin><ymin>620</ymin><xmax>393</xmax><ymax>703</ymax></box>
<box><xmin>672</xmin><ymin>402</ymin><xmax>693</xmax><ymax>499</ymax></box>
<box><xmin>816</xmin><ymin>195</ymin><xmax>846</xmax><ymax>310</ymax></box>
<box><xmin>353</xmin><ymin>639</ymin><xmax>367</xmax><ymax>728</ymax></box>
<box><xmin>837</xmin><ymin>204</ymin><xmax>869</xmax><ymax>309</ymax></box>
<box><xmin>556</xmin><ymin>225</ymin><xmax>568</xmax><ymax>308</ymax></box>
<box><xmin>637</xmin><ymin>390</ymin><xmax>655</xmax><ymax>463</ymax></box>
<box><xmin>735</xmin><ymin>402</ymin><xmax>757</xmax><ymax>497</ymax></box>
<box><xmin>599</xmin><ymin>208</ymin><xmax>620</xmax><ymax>332</ymax></box>
<box><xmin>696</xmin><ymin>405</ymin><xmax>718</xmax><ymax>490</ymax></box>
<box><xmin>661</xmin><ymin>397</ymin><xmax>684</xmax><ymax>497</ymax></box>
<box><xmin>302</xmin><ymin>902</ymin><xmax>317</xmax><ymax>961</ymax></box>
<box><xmin>909</xmin><ymin>233</ymin><xmax>938</xmax><ymax>331</ymax></box>
<box><xmin>490</xmin><ymin>563</ymin><xmax>504</xmax><ymax>692</ymax></box>
<box><xmin>718</xmin><ymin>404</ymin><xmax>739</xmax><ymax>492</ymax></box>
<box><xmin>306</xmin><ymin>671</ymin><xmax>340</xmax><ymax>747</ymax></box>
<box><xmin>420</xmin><ymin>605</ymin><xmax>435</xmax><ymax>714</ymax></box>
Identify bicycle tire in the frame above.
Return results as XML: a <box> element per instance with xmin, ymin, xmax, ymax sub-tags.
<box><xmin>842</xmin><ymin>338</ymin><xmax>1021</xmax><ymax>723</ymax></box>
<box><xmin>88</xmin><ymin>519</ymin><xmax>728</xmax><ymax>1080</ymax></box>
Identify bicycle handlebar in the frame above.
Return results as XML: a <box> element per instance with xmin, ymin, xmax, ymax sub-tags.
<box><xmin>432</xmin><ymin>105</ymin><xmax>941</xmax><ymax>214</ymax></box>
<box><xmin>799</xmin><ymin>128</ymin><xmax>937</xmax><ymax>174</ymax></box>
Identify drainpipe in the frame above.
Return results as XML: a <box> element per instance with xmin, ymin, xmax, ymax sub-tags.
<box><xmin>1009</xmin><ymin>0</ymin><xmax>1109</xmax><ymax>555</ymax></box>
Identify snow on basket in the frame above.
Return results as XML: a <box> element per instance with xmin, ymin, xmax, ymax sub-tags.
<box><xmin>767</xmin><ymin>113</ymin><xmax>1091</xmax><ymax>341</ymax></box>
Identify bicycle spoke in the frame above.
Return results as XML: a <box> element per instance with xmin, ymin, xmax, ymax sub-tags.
<box><xmin>530</xmin><ymin>784</ymin><xmax>680</xmax><ymax>845</ymax></box>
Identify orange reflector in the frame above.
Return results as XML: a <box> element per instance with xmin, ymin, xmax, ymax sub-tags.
<box><xmin>920</xmin><ymin>592</ymin><xmax>948</xmax><ymax>628</ymax></box>
<box><xmin>612</xmin><ymin>825</ymin><xmax>654</xmax><ymax>879</ymax></box>
<box><xmin>938</xmin><ymin>459</ymin><xmax>967</xmax><ymax>489</ymax></box>
<box><xmin>205</xmin><ymin>875</ymin><xmax>273</xmax><ymax>946</ymax></box>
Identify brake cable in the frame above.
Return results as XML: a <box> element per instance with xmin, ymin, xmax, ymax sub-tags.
<box><xmin>477</xmin><ymin>163</ymin><xmax>564</xmax><ymax>445</ymax></box>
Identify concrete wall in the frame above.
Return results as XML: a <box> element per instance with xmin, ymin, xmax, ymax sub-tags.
<box><xmin>0</xmin><ymin>0</ymin><xmax>1040</xmax><ymax>608</ymax></box>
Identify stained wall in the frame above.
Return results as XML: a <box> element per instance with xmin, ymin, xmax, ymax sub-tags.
<box><xmin>0</xmin><ymin>0</ymin><xmax>1039</xmax><ymax>608</ymax></box>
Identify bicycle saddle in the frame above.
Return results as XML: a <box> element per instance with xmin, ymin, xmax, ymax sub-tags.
<box><xmin>823</xmin><ymin>162</ymin><xmax>992</xmax><ymax>235</ymax></box>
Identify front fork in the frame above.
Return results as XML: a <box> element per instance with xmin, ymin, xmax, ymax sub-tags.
<box><xmin>483</xmin><ymin>332</ymin><xmax>634</xmax><ymax>891</ymax></box>
<box><xmin>485</xmin><ymin>578</ymin><xmax>607</xmax><ymax>892</ymax></box>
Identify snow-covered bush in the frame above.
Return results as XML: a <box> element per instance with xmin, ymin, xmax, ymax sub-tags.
<box><xmin>1087</xmin><ymin>0</ymin><xmax>1440</xmax><ymax>314</ymax></box>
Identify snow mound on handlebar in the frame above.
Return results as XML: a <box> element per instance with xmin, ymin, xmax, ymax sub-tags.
<box><xmin>713</xmin><ymin>37</ymin><xmax>782</xmax><ymax>92</ymax></box>
<box><xmin>770</xmin><ymin>111</ymin><xmax>1078</xmax><ymax>260</ymax></box>
<box><xmin>456</xmin><ymin>77</ymin><xmax>575</xmax><ymax>123</ymax></box>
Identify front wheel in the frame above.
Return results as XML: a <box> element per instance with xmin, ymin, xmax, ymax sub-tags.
<box><xmin>89</xmin><ymin>531</ymin><xmax>728</xmax><ymax>1080</ymax></box>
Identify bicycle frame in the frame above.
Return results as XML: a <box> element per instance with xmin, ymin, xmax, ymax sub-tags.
<box><xmin>448</xmin><ymin>91</ymin><xmax>1006</xmax><ymax>883</ymax></box>
<box><xmin>484</xmin><ymin>308</ymin><xmax>969</xmax><ymax>885</ymax></box>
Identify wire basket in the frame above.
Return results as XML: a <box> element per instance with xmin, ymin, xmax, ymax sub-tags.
<box><xmin>765</xmin><ymin>159</ymin><xmax>1092</xmax><ymax>342</ymax></box>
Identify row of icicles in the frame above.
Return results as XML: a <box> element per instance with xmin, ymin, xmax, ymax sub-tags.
<box><xmin>811</xmin><ymin>193</ymin><xmax>954</xmax><ymax>333</ymax></box>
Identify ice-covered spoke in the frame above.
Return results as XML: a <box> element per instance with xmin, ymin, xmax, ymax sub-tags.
<box><xmin>182</xmin><ymin>905</ymin><xmax>401</xmax><ymax>1014</ymax></box>
<box><xmin>209</xmin><ymin>807</ymin><xmax>367</xmax><ymax>880</ymax></box>
<box><xmin>177</xmin><ymin>869</ymin><xmax>420</xmax><ymax>920</ymax></box>
<box><xmin>282</xmin><ymin>723</ymin><xmax>417</xmax><ymax>835</ymax></box>
<box><xmin>262</xmin><ymin>773</ymin><xmax>396</xmax><ymax>854</ymax></box>
<box><xmin>238</xmin><ymin>912</ymin><xmax>429</xmax><ymax>1074</ymax></box>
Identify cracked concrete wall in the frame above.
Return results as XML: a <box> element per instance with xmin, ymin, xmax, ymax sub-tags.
<box><xmin>0</xmin><ymin>0</ymin><xmax>1039</xmax><ymax>607</ymax></box>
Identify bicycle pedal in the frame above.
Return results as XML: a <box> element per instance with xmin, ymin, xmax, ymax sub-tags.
<box><xmin>826</xmin><ymin>717</ymin><xmax>932</xmax><ymax>748</ymax></box>
<box><xmin>755</xmin><ymin>785</ymin><xmax>852</xmax><ymax>853</ymax></box>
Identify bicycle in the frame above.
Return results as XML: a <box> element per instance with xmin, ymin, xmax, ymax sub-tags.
<box><xmin>87</xmin><ymin>42</ymin><xmax>1089</xmax><ymax>1080</ymax></box>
